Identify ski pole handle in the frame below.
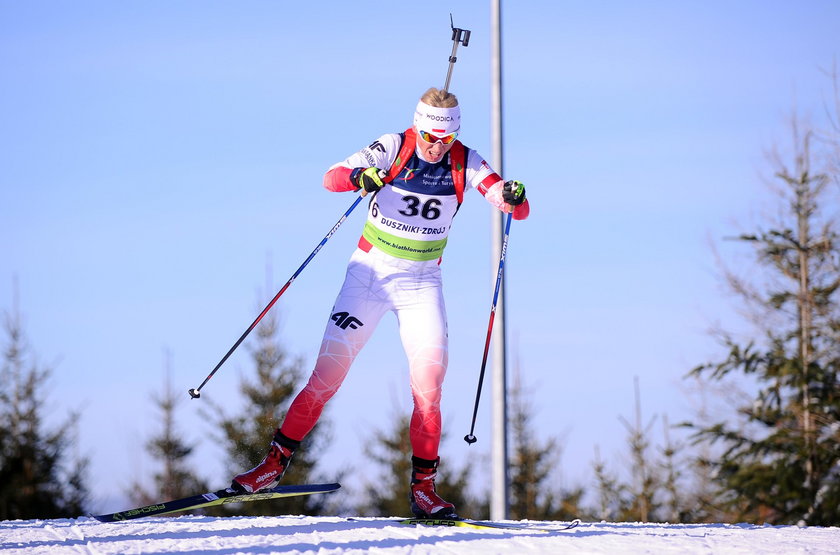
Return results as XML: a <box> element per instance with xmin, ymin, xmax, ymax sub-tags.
<box><xmin>359</xmin><ymin>169</ymin><xmax>388</xmax><ymax>198</ymax></box>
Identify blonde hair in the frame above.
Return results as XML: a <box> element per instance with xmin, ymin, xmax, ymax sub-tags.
<box><xmin>420</xmin><ymin>87</ymin><xmax>459</xmax><ymax>108</ymax></box>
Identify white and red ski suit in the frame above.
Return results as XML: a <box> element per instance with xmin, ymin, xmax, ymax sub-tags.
<box><xmin>279</xmin><ymin>131</ymin><xmax>529</xmax><ymax>460</ymax></box>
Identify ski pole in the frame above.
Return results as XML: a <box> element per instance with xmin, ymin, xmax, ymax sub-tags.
<box><xmin>443</xmin><ymin>14</ymin><xmax>471</xmax><ymax>92</ymax></box>
<box><xmin>188</xmin><ymin>194</ymin><xmax>365</xmax><ymax>399</ymax></box>
<box><xmin>464</xmin><ymin>212</ymin><xmax>512</xmax><ymax>444</ymax></box>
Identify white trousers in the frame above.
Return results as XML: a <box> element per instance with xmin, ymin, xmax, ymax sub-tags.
<box><xmin>280</xmin><ymin>247</ymin><xmax>449</xmax><ymax>459</ymax></box>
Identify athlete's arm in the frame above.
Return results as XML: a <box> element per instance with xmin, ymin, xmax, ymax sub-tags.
<box><xmin>464</xmin><ymin>151</ymin><xmax>530</xmax><ymax>220</ymax></box>
<box><xmin>323</xmin><ymin>133</ymin><xmax>401</xmax><ymax>192</ymax></box>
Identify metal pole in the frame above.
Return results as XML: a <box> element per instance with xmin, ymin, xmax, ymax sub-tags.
<box><xmin>489</xmin><ymin>0</ymin><xmax>509</xmax><ymax>521</ymax></box>
<box><xmin>443</xmin><ymin>15</ymin><xmax>471</xmax><ymax>93</ymax></box>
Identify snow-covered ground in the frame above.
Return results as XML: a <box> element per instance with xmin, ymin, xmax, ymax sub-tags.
<box><xmin>2</xmin><ymin>515</ymin><xmax>838</xmax><ymax>554</ymax></box>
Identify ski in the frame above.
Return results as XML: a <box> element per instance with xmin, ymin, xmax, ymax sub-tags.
<box><xmin>397</xmin><ymin>517</ymin><xmax>581</xmax><ymax>532</ymax></box>
<box><xmin>346</xmin><ymin>516</ymin><xmax>580</xmax><ymax>532</ymax></box>
<box><xmin>93</xmin><ymin>482</ymin><xmax>341</xmax><ymax>522</ymax></box>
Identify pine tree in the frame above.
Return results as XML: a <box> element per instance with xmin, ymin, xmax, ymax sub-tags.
<box><xmin>678</xmin><ymin>378</ymin><xmax>749</xmax><ymax>523</ymax></box>
<box><xmin>129</xmin><ymin>352</ymin><xmax>208</xmax><ymax>508</ymax></box>
<box><xmin>0</xmin><ymin>298</ymin><xmax>89</xmax><ymax>519</ymax></box>
<box><xmin>618</xmin><ymin>377</ymin><xmax>660</xmax><ymax>522</ymax></box>
<box><xmin>660</xmin><ymin>415</ymin><xmax>684</xmax><ymax>523</ymax></box>
<box><xmin>591</xmin><ymin>445</ymin><xmax>631</xmax><ymax>521</ymax></box>
<box><xmin>590</xmin><ymin>378</ymin><xmax>705</xmax><ymax>523</ymax></box>
<box><xmin>688</xmin><ymin>119</ymin><xmax>840</xmax><ymax>525</ymax></box>
<box><xmin>508</xmin><ymin>370</ymin><xmax>584</xmax><ymax>521</ymax></box>
<box><xmin>357</xmin><ymin>411</ymin><xmax>474</xmax><ymax>517</ymax></box>
<box><xmin>590</xmin><ymin>380</ymin><xmax>659</xmax><ymax>523</ymax></box>
<box><xmin>205</xmin><ymin>309</ymin><xmax>333</xmax><ymax>516</ymax></box>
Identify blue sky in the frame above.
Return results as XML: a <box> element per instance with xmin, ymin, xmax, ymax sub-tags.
<box><xmin>2</xmin><ymin>1</ymin><xmax>839</xmax><ymax>512</ymax></box>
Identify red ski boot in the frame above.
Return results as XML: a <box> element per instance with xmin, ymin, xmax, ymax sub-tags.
<box><xmin>409</xmin><ymin>456</ymin><xmax>457</xmax><ymax>519</ymax></box>
<box><xmin>231</xmin><ymin>431</ymin><xmax>298</xmax><ymax>493</ymax></box>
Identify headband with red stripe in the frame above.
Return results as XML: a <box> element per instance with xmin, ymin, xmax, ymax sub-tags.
<box><xmin>413</xmin><ymin>100</ymin><xmax>461</xmax><ymax>136</ymax></box>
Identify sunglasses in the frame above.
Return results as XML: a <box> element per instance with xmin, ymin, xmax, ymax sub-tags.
<box><xmin>418</xmin><ymin>129</ymin><xmax>458</xmax><ymax>145</ymax></box>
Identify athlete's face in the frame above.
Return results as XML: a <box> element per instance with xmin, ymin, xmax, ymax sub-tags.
<box><xmin>416</xmin><ymin>127</ymin><xmax>455</xmax><ymax>163</ymax></box>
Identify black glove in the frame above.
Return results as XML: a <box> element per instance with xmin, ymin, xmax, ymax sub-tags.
<box><xmin>350</xmin><ymin>167</ymin><xmax>385</xmax><ymax>195</ymax></box>
<box><xmin>503</xmin><ymin>180</ymin><xmax>526</xmax><ymax>206</ymax></box>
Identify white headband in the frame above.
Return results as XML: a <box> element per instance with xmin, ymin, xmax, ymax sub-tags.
<box><xmin>413</xmin><ymin>100</ymin><xmax>461</xmax><ymax>135</ymax></box>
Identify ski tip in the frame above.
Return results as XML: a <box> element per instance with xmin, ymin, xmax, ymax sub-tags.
<box><xmin>319</xmin><ymin>482</ymin><xmax>342</xmax><ymax>492</ymax></box>
<box><xmin>311</xmin><ymin>482</ymin><xmax>341</xmax><ymax>493</ymax></box>
<box><xmin>265</xmin><ymin>482</ymin><xmax>341</xmax><ymax>494</ymax></box>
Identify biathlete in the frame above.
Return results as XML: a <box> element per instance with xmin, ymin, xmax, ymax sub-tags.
<box><xmin>231</xmin><ymin>87</ymin><xmax>529</xmax><ymax>518</ymax></box>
